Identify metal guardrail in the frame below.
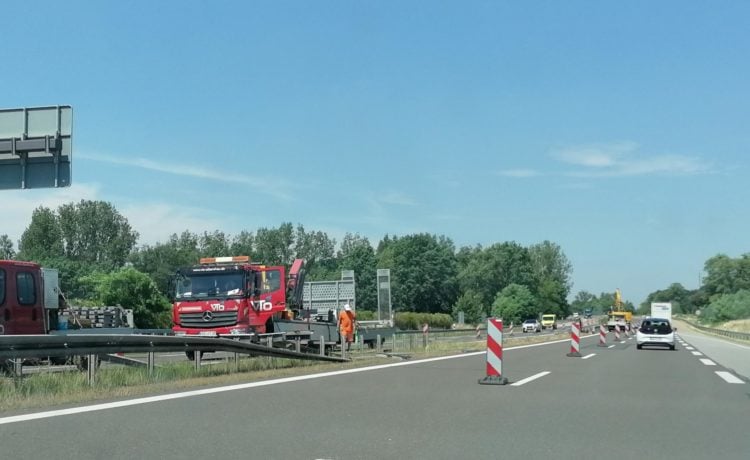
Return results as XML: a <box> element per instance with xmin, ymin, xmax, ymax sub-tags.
<box><xmin>0</xmin><ymin>334</ymin><xmax>348</xmax><ymax>362</ymax></box>
<box><xmin>680</xmin><ymin>319</ymin><xmax>750</xmax><ymax>341</ymax></box>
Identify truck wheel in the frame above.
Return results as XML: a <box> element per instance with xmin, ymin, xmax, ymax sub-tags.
<box><xmin>636</xmin><ymin>344</ymin><xmax>642</xmax><ymax>350</ymax></box>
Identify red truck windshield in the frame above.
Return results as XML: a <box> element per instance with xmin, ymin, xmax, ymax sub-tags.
<box><xmin>175</xmin><ymin>272</ymin><xmax>245</xmax><ymax>300</ymax></box>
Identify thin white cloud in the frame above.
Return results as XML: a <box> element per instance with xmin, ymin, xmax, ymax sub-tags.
<box><xmin>553</xmin><ymin>142</ymin><xmax>636</xmax><ymax>168</ymax></box>
<box><xmin>552</xmin><ymin>142</ymin><xmax>712</xmax><ymax>177</ymax></box>
<box><xmin>379</xmin><ymin>191</ymin><xmax>418</xmax><ymax>207</ymax></box>
<box><xmin>78</xmin><ymin>151</ymin><xmax>296</xmax><ymax>200</ymax></box>
<box><xmin>496</xmin><ymin>168</ymin><xmax>542</xmax><ymax>178</ymax></box>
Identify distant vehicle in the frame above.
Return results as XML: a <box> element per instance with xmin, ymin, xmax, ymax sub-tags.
<box><xmin>541</xmin><ymin>314</ymin><xmax>557</xmax><ymax>330</ymax></box>
<box><xmin>522</xmin><ymin>319</ymin><xmax>541</xmax><ymax>333</ymax></box>
<box><xmin>607</xmin><ymin>310</ymin><xmax>632</xmax><ymax>331</ymax></box>
<box><xmin>583</xmin><ymin>308</ymin><xmax>593</xmax><ymax>318</ymax></box>
<box><xmin>636</xmin><ymin>318</ymin><xmax>675</xmax><ymax>350</ymax></box>
<box><xmin>650</xmin><ymin>302</ymin><xmax>672</xmax><ymax>321</ymax></box>
<box><xmin>572</xmin><ymin>312</ymin><xmax>580</xmax><ymax>318</ymax></box>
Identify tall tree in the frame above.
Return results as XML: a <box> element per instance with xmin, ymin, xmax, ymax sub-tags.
<box><xmin>337</xmin><ymin>233</ymin><xmax>377</xmax><ymax>310</ymax></box>
<box><xmin>230</xmin><ymin>230</ymin><xmax>255</xmax><ymax>258</ymax></box>
<box><xmin>129</xmin><ymin>230</ymin><xmax>201</xmax><ymax>295</ymax></box>
<box><xmin>457</xmin><ymin>242</ymin><xmax>536</xmax><ymax>308</ymax></box>
<box><xmin>56</xmin><ymin>200</ymin><xmax>138</xmax><ymax>269</ymax></box>
<box><xmin>295</xmin><ymin>224</ymin><xmax>337</xmax><ymax>280</ymax></box>
<box><xmin>0</xmin><ymin>234</ymin><xmax>15</xmax><ymax>260</ymax></box>
<box><xmin>639</xmin><ymin>283</ymin><xmax>693</xmax><ymax>314</ymax></box>
<box><xmin>17</xmin><ymin>206</ymin><xmax>64</xmax><ymax>261</ymax></box>
<box><xmin>376</xmin><ymin>233</ymin><xmax>458</xmax><ymax>313</ymax></box>
<box><xmin>529</xmin><ymin>241</ymin><xmax>572</xmax><ymax>317</ymax></box>
<box><xmin>491</xmin><ymin>283</ymin><xmax>537</xmax><ymax>325</ymax></box>
<box><xmin>198</xmin><ymin>230</ymin><xmax>230</xmax><ymax>257</ymax></box>
<box><xmin>254</xmin><ymin>222</ymin><xmax>295</xmax><ymax>265</ymax></box>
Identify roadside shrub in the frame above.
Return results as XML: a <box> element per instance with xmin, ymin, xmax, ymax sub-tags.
<box><xmin>394</xmin><ymin>312</ymin><xmax>453</xmax><ymax>330</ymax></box>
<box><xmin>356</xmin><ymin>310</ymin><xmax>376</xmax><ymax>321</ymax></box>
<box><xmin>701</xmin><ymin>290</ymin><xmax>750</xmax><ymax>324</ymax></box>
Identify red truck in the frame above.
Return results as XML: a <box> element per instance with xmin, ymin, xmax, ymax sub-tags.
<box><xmin>171</xmin><ymin>256</ymin><xmax>305</xmax><ymax>339</ymax></box>
<box><xmin>0</xmin><ymin>259</ymin><xmax>134</xmax><ymax>336</ymax></box>
<box><xmin>1</xmin><ymin>259</ymin><xmax>64</xmax><ymax>335</ymax></box>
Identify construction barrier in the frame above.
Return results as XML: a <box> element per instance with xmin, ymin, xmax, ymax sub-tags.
<box><xmin>598</xmin><ymin>324</ymin><xmax>607</xmax><ymax>347</ymax></box>
<box><xmin>478</xmin><ymin>318</ymin><xmax>508</xmax><ymax>385</ymax></box>
<box><xmin>614</xmin><ymin>324</ymin><xmax>621</xmax><ymax>342</ymax></box>
<box><xmin>567</xmin><ymin>321</ymin><xmax>582</xmax><ymax>357</ymax></box>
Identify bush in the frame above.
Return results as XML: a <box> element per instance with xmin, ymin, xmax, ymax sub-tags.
<box><xmin>394</xmin><ymin>312</ymin><xmax>453</xmax><ymax>330</ymax></box>
<box><xmin>356</xmin><ymin>310</ymin><xmax>376</xmax><ymax>321</ymax></box>
<box><xmin>701</xmin><ymin>290</ymin><xmax>750</xmax><ymax>324</ymax></box>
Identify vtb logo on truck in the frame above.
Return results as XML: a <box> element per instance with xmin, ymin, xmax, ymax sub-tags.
<box><xmin>210</xmin><ymin>303</ymin><xmax>225</xmax><ymax>311</ymax></box>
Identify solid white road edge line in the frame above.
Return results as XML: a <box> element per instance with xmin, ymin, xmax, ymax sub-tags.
<box><xmin>510</xmin><ymin>371</ymin><xmax>551</xmax><ymax>386</ymax></box>
<box><xmin>581</xmin><ymin>353</ymin><xmax>596</xmax><ymax>360</ymax></box>
<box><xmin>699</xmin><ymin>359</ymin><xmax>716</xmax><ymax>366</ymax></box>
<box><xmin>0</xmin><ymin>335</ymin><xmax>584</xmax><ymax>425</ymax></box>
<box><xmin>715</xmin><ymin>371</ymin><xmax>745</xmax><ymax>384</ymax></box>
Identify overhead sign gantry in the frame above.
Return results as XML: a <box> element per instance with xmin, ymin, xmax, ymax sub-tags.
<box><xmin>0</xmin><ymin>105</ymin><xmax>72</xmax><ymax>189</ymax></box>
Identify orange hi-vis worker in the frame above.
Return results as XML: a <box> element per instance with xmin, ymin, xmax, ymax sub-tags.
<box><xmin>338</xmin><ymin>303</ymin><xmax>356</xmax><ymax>349</ymax></box>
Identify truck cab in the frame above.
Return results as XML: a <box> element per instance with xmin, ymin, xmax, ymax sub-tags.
<box><xmin>0</xmin><ymin>260</ymin><xmax>60</xmax><ymax>335</ymax></box>
<box><xmin>171</xmin><ymin>256</ymin><xmax>304</xmax><ymax>339</ymax></box>
<box><xmin>541</xmin><ymin>314</ymin><xmax>557</xmax><ymax>330</ymax></box>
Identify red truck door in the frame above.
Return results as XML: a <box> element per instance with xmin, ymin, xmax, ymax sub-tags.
<box><xmin>257</xmin><ymin>266</ymin><xmax>286</xmax><ymax>312</ymax></box>
<box><xmin>0</xmin><ymin>264</ymin><xmax>45</xmax><ymax>335</ymax></box>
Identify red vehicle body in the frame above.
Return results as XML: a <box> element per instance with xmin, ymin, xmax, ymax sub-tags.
<box><xmin>0</xmin><ymin>260</ymin><xmax>60</xmax><ymax>335</ymax></box>
<box><xmin>171</xmin><ymin>256</ymin><xmax>304</xmax><ymax>339</ymax></box>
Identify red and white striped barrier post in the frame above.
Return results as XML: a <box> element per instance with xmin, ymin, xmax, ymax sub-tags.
<box><xmin>598</xmin><ymin>324</ymin><xmax>607</xmax><ymax>347</ymax></box>
<box><xmin>567</xmin><ymin>321</ymin><xmax>582</xmax><ymax>357</ymax></box>
<box><xmin>508</xmin><ymin>322</ymin><xmax>514</xmax><ymax>336</ymax></box>
<box><xmin>478</xmin><ymin>318</ymin><xmax>509</xmax><ymax>385</ymax></box>
<box><xmin>475</xmin><ymin>324</ymin><xmax>482</xmax><ymax>340</ymax></box>
<box><xmin>614</xmin><ymin>324</ymin><xmax>621</xmax><ymax>342</ymax></box>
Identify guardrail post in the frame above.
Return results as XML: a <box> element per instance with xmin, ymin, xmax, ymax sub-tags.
<box><xmin>376</xmin><ymin>334</ymin><xmax>382</xmax><ymax>352</ymax></box>
<box><xmin>194</xmin><ymin>351</ymin><xmax>201</xmax><ymax>371</ymax></box>
<box><xmin>409</xmin><ymin>334</ymin><xmax>414</xmax><ymax>351</ymax></box>
<box><xmin>234</xmin><ymin>352</ymin><xmax>239</xmax><ymax>371</ymax></box>
<box><xmin>319</xmin><ymin>336</ymin><xmax>325</xmax><ymax>357</ymax></box>
<box><xmin>266</xmin><ymin>336</ymin><xmax>273</xmax><ymax>348</ymax></box>
<box><xmin>358</xmin><ymin>334</ymin><xmax>364</xmax><ymax>353</ymax></box>
<box><xmin>147</xmin><ymin>352</ymin><xmax>155</xmax><ymax>376</ymax></box>
<box><xmin>13</xmin><ymin>358</ymin><xmax>22</xmax><ymax>379</ymax></box>
<box><xmin>87</xmin><ymin>353</ymin><xmax>97</xmax><ymax>385</ymax></box>
<box><xmin>295</xmin><ymin>337</ymin><xmax>301</xmax><ymax>353</ymax></box>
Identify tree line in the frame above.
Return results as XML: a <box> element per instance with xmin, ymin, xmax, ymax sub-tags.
<box><xmin>641</xmin><ymin>253</ymin><xmax>750</xmax><ymax>324</ymax></box>
<box><xmin>2</xmin><ymin>200</ymin><xmax>578</xmax><ymax>327</ymax></box>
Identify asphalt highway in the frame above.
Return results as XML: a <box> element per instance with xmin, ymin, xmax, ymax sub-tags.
<box><xmin>1</xmin><ymin>331</ymin><xmax>747</xmax><ymax>460</ymax></box>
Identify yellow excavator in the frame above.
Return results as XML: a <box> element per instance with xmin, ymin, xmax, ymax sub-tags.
<box><xmin>607</xmin><ymin>288</ymin><xmax>633</xmax><ymax>331</ymax></box>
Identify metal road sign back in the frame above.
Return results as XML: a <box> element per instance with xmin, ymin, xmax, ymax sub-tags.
<box><xmin>0</xmin><ymin>105</ymin><xmax>72</xmax><ymax>189</ymax></box>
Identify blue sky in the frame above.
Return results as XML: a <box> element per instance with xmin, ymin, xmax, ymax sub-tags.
<box><xmin>2</xmin><ymin>1</ymin><xmax>749</xmax><ymax>304</ymax></box>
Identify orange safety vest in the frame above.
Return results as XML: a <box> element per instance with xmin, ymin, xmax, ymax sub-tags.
<box><xmin>338</xmin><ymin>311</ymin><xmax>356</xmax><ymax>334</ymax></box>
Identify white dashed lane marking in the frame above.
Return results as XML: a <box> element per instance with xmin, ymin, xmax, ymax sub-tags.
<box><xmin>699</xmin><ymin>359</ymin><xmax>716</xmax><ymax>366</ymax></box>
<box><xmin>715</xmin><ymin>371</ymin><xmax>745</xmax><ymax>384</ymax></box>
<box><xmin>511</xmin><ymin>371</ymin><xmax>551</xmax><ymax>387</ymax></box>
